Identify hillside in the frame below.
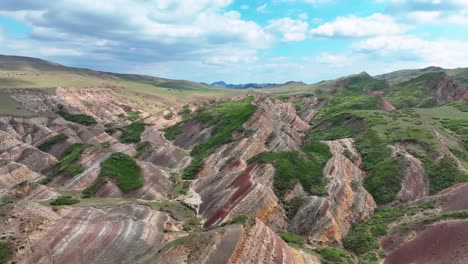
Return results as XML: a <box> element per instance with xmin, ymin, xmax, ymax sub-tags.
<box><xmin>0</xmin><ymin>55</ymin><xmax>238</xmax><ymax>114</ymax></box>
<box><xmin>0</xmin><ymin>56</ymin><xmax>468</xmax><ymax>264</ymax></box>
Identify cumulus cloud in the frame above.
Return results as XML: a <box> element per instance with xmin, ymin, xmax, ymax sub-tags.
<box><xmin>267</xmin><ymin>18</ymin><xmax>309</xmax><ymax>42</ymax></box>
<box><xmin>353</xmin><ymin>35</ymin><xmax>468</xmax><ymax>68</ymax></box>
<box><xmin>382</xmin><ymin>0</ymin><xmax>468</xmax><ymax>25</ymax></box>
<box><xmin>384</xmin><ymin>0</ymin><xmax>468</xmax><ymax>13</ymax></box>
<box><xmin>310</xmin><ymin>13</ymin><xmax>406</xmax><ymax>38</ymax></box>
<box><xmin>0</xmin><ymin>0</ymin><xmax>272</xmax><ymax>66</ymax></box>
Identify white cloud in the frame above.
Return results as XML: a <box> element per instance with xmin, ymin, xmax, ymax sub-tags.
<box><xmin>240</xmin><ymin>4</ymin><xmax>249</xmax><ymax>10</ymax></box>
<box><xmin>275</xmin><ymin>0</ymin><xmax>333</xmax><ymax>5</ymax></box>
<box><xmin>256</xmin><ymin>3</ymin><xmax>268</xmax><ymax>13</ymax></box>
<box><xmin>204</xmin><ymin>49</ymin><xmax>258</xmax><ymax>65</ymax></box>
<box><xmin>353</xmin><ymin>35</ymin><xmax>468</xmax><ymax>68</ymax></box>
<box><xmin>0</xmin><ymin>0</ymin><xmax>273</xmax><ymax>65</ymax></box>
<box><xmin>310</xmin><ymin>13</ymin><xmax>406</xmax><ymax>37</ymax></box>
<box><xmin>315</xmin><ymin>53</ymin><xmax>350</xmax><ymax>65</ymax></box>
<box><xmin>38</xmin><ymin>47</ymin><xmax>83</xmax><ymax>56</ymax></box>
<box><xmin>267</xmin><ymin>18</ymin><xmax>309</xmax><ymax>42</ymax></box>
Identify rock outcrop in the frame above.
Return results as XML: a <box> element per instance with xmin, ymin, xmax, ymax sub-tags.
<box><xmin>390</xmin><ymin>145</ymin><xmax>428</xmax><ymax>202</ymax></box>
<box><xmin>290</xmin><ymin>139</ymin><xmax>376</xmax><ymax>245</ymax></box>
<box><xmin>152</xmin><ymin>218</ymin><xmax>322</xmax><ymax>264</ymax></box>
<box><xmin>13</xmin><ymin>204</ymin><xmax>173</xmax><ymax>264</ymax></box>
<box><xmin>194</xmin><ymin>98</ymin><xmax>311</xmax><ymax>230</ymax></box>
<box><xmin>425</xmin><ymin>72</ymin><xmax>468</xmax><ymax>104</ymax></box>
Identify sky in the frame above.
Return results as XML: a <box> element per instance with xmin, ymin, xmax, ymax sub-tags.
<box><xmin>0</xmin><ymin>0</ymin><xmax>467</xmax><ymax>84</ymax></box>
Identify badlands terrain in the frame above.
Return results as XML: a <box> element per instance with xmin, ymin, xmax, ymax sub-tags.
<box><xmin>0</xmin><ymin>55</ymin><xmax>468</xmax><ymax>264</ymax></box>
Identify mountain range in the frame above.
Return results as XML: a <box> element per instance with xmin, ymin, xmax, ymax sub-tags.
<box><xmin>0</xmin><ymin>54</ymin><xmax>468</xmax><ymax>264</ymax></box>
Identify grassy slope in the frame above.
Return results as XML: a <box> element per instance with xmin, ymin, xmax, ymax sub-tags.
<box><xmin>0</xmin><ymin>93</ymin><xmax>34</xmax><ymax>116</ymax></box>
<box><xmin>83</xmin><ymin>152</ymin><xmax>143</xmax><ymax>197</ymax></box>
<box><xmin>249</xmin><ymin>142</ymin><xmax>331</xmax><ymax>197</ymax></box>
<box><xmin>309</xmin><ymin>72</ymin><xmax>468</xmax><ymax>204</ymax></box>
<box><xmin>165</xmin><ymin>97</ymin><xmax>257</xmax><ymax>180</ymax></box>
<box><xmin>0</xmin><ymin>55</ymin><xmax>242</xmax><ymax>112</ymax></box>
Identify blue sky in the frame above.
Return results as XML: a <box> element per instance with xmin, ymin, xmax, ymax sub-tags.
<box><xmin>0</xmin><ymin>0</ymin><xmax>467</xmax><ymax>84</ymax></box>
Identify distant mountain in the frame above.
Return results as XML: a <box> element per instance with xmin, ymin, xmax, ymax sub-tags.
<box><xmin>211</xmin><ymin>81</ymin><xmax>305</xmax><ymax>89</ymax></box>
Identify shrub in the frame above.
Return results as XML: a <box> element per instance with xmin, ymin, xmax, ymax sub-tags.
<box><xmin>314</xmin><ymin>247</ymin><xmax>355</xmax><ymax>263</ymax></box>
<box><xmin>83</xmin><ymin>153</ymin><xmax>143</xmax><ymax>197</ymax></box>
<box><xmin>38</xmin><ymin>133</ymin><xmax>68</xmax><ymax>151</ymax></box>
<box><xmin>127</xmin><ymin>111</ymin><xmax>140</xmax><ymax>121</ymax></box>
<box><xmin>51</xmin><ymin>143</ymin><xmax>91</xmax><ymax>178</ymax></box>
<box><xmin>163</xmin><ymin>112</ymin><xmax>174</xmax><ymax>120</ymax></box>
<box><xmin>249</xmin><ymin>142</ymin><xmax>331</xmax><ymax>197</ymax></box>
<box><xmin>0</xmin><ymin>242</ymin><xmax>12</xmax><ymax>264</ymax></box>
<box><xmin>280</xmin><ymin>232</ymin><xmax>304</xmax><ymax>245</ymax></box>
<box><xmin>344</xmin><ymin>206</ymin><xmax>409</xmax><ymax>255</ymax></box>
<box><xmin>50</xmin><ymin>196</ymin><xmax>79</xmax><ymax>206</ymax></box>
<box><xmin>364</xmin><ymin>157</ymin><xmax>408</xmax><ymax>204</ymax></box>
<box><xmin>135</xmin><ymin>141</ymin><xmax>151</xmax><ymax>158</ymax></box>
<box><xmin>424</xmin><ymin>157</ymin><xmax>468</xmax><ymax>194</ymax></box>
<box><xmin>57</xmin><ymin>106</ymin><xmax>97</xmax><ymax>125</ymax></box>
<box><xmin>120</xmin><ymin>122</ymin><xmax>145</xmax><ymax>143</ymax></box>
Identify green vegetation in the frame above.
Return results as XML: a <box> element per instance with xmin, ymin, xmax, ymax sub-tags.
<box><xmin>163</xmin><ymin>121</ymin><xmax>184</xmax><ymax>140</ymax></box>
<box><xmin>344</xmin><ymin>205</ymin><xmax>409</xmax><ymax>255</ymax></box>
<box><xmin>364</xmin><ymin>156</ymin><xmax>408</xmax><ymax>204</ymax></box>
<box><xmin>83</xmin><ymin>153</ymin><xmax>143</xmax><ymax>197</ymax></box>
<box><xmin>163</xmin><ymin>112</ymin><xmax>174</xmax><ymax>120</ymax></box>
<box><xmin>355</xmin><ymin>130</ymin><xmax>392</xmax><ymax>171</ymax></box>
<box><xmin>178</xmin><ymin>105</ymin><xmax>192</xmax><ymax>116</ymax></box>
<box><xmin>314</xmin><ymin>73</ymin><xmax>387</xmax><ymax>121</ymax></box>
<box><xmin>50</xmin><ymin>196</ymin><xmax>80</xmax><ymax>206</ymax></box>
<box><xmin>119</xmin><ymin>122</ymin><xmax>145</xmax><ymax>143</ymax></box>
<box><xmin>310</xmin><ymin>113</ymin><xmax>368</xmax><ymax>141</ymax></box>
<box><xmin>38</xmin><ymin>133</ymin><xmax>68</xmax><ymax>151</ymax></box>
<box><xmin>249</xmin><ymin>142</ymin><xmax>331</xmax><ymax>197</ymax></box>
<box><xmin>0</xmin><ymin>94</ymin><xmax>34</xmax><ymax>116</ymax></box>
<box><xmin>385</xmin><ymin>72</ymin><xmax>442</xmax><ymax>108</ymax></box>
<box><xmin>0</xmin><ymin>242</ymin><xmax>12</xmax><ymax>264</ymax></box>
<box><xmin>169</xmin><ymin>180</ymin><xmax>190</xmax><ymax>197</ymax></box>
<box><xmin>42</xmin><ymin>143</ymin><xmax>91</xmax><ymax>184</ymax></box>
<box><xmin>148</xmin><ymin>200</ymin><xmax>195</xmax><ymax>221</ymax></box>
<box><xmin>183</xmin><ymin>217</ymin><xmax>202</xmax><ymax>231</ymax></box>
<box><xmin>221</xmin><ymin>213</ymin><xmax>256</xmax><ymax>227</ymax></box>
<box><xmin>126</xmin><ymin>111</ymin><xmax>140</xmax><ymax>121</ymax></box>
<box><xmin>344</xmin><ymin>203</ymin><xmax>434</xmax><ymax>256</ymax></box>
<box><xmin>314</xmin><ymin>247</ymin><xmax>356</xmax><ymax>264</ymax></box>
<box><xmin>179</xmin><ymin>97</ymin><xmax>256</xmax><ymax>179</ymax></box>
<box><xmin>284</xmin><ymin>197</ymin><xmax>305</xmax><ymax>220</ymax></box>
<box><xmin>293</xmin><ymin>98</ymin><xmax>305</xmax><ymax>110</ymax></box>
<box><xmin>57</xmin><ymin>106</ymin><xmax>97</xmax><ymax>125</ymax></box>
<box><xmin>280</xmin><ymin>232</ymin><xmax>304</xmax><ymax>246</ymax></box>
<box><xmin>424</xmin><ymin>157</ymin><xmax>468</xmax><ymax>194</ymax></box>
<box><xmin>135</xmin><ymin>141</ymin><xmax>151</xmax><ymax>158</ymax></box>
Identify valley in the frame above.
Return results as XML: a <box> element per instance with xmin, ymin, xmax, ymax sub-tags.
<box><xmin>1</xmin><ymin>55</ymin><xmax>468</xmax><ymax>264</ymax></box>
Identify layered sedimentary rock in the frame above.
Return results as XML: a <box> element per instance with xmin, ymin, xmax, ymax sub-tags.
<box><xmin>96</xmin><ymin>161</ymin><xmax>173</xmax><ymax>200</ymax></box>
<box><xmin>390</xmin><ymin>145</ymin><xmax>428</xmax><ymax>202</ymax></box>
<box><xmin>290</xmin><ymin>139</ymin><xmax>376</xmax><ymax>245</ymax></box>
<box><xmin>0</xmin><ymin>161</ymin><xmax>43</xmax><ymax>195</ymax></box>
<box><xmin>426</xmin><ymin>72</ymin><xmax>468</xmax><ymax>104</ymax></box>
<box><xmin>152</xmin><ymin>218</ymin><xmax>321</xmax><ymax>264</ymax></box>
<box><xmin>140</xmin><ymin>126</ymin><xmax>191</xmax><ymax>169</ymax></box>
<box><xmin>13</xmin><ymin>204</ymin><xmax>172</xmax><ymax>264</ymax></box>
<box><xmin>385</xmin><ymin>220</ymin><xmax>468</xmax><ymax>264</ymax></box>
<box><xmin>379</xmin><ymin>183</ymin><xmax>468</xmax><ymax>264</ymax></box>
<box><xmin>6</xmin><ymin>88</ymin><xmax>130</xmax><ymax>123</ymax></box>
<box><xmin>378</xmin><ymin>99</ymin><xmax>396</xmax><ymax>111</ymax></box>
<box><xmin>297</xmin><ymin>97</ymin><xmax>322</xmax><ymax>123</ymax></box>
<box><xmin>194</xmin><ymin>99</ymin><xmax>311</xmax><ymax>229</ymax></box>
